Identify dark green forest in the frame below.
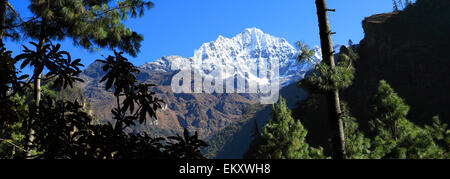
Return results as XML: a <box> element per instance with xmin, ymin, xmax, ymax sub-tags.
<box><xmin>1</xmin><ymin>0</ymin><xmax>449</xmax><ymax>159</ymax></box>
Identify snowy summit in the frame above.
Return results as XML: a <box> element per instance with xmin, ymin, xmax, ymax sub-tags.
<box><xmin>141</xmin><ymin>28</ymin><xmax>335</xmax><ymax>86</ymax></box>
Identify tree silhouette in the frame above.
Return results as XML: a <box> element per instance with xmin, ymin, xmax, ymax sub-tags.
<box><xmin>1</xmin><ymin>48</ymin><xmax>209</xmax><ymax>159</ymax></box>
<box><xmin>11</xmin><ymin>0</ymin><xmax>154</xmax><ymax>156</ymax></box>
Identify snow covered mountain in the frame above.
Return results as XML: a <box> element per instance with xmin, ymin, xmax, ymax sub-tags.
<box><xmin>141</xmin><ymin>28</ymin><xmax>331</xmax><ymax>86</ymax></box>
<box><xmin>80</xmin><ymin>27</ymin><xmax>343</xmax><ymax>139</ymax></box>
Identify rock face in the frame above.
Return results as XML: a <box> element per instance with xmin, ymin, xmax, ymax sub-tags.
<box><xmin>344</xmin><ymin>0</ymin><xmax>450</xmax><ymax>129</ymax></box>
<box><xmin>79</xmin><ymin>28</ymin><xmax>323</xmax><ymax>138</ymax></box>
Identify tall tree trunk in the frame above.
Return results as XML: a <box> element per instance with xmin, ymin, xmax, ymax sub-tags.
<box><xmin>25</xmin><ymin>18</ymin><xmax>46</xmax><ymax>158</ymax></box>
<box><xmin>0</xmin><ymin>0</ymin><xmax>7</xmax><ymax>99</ymax></box>
<box><xmin>0</xmin><ymin>0</ymin><xmax>7</xmax><ymax>45</ymax></box>
<box><xmin>314</xmin><ymin>0</ymin><xmax>346</xmax><ymax>159</ymax></box>
<box><xmin>25</xmin><ymin>73</ymin><xmax>40</xmax><ymax>158</ymax></box>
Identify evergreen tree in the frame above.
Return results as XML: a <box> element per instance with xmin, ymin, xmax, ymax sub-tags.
<box><xmin>393</xmin><ymin>1</ymin><xmax>399</xmax><ymax>12</ymax></box>
<box><xmin>370</xmin><ymin>80</ymin><xmax>447</xmax><ymax>159</ymax></box>
<box><xmin>0</xmin><ymin>0</ymin><xmax>20</xmax><ymax>44</ymax></box>
<box><xmin>341</xmin><ymin>103</ymin><xmax>371</xmax><ymax>159</ymax></box>
<box><xmin>313</xmin><ymin>0</ymin><xmax>347</xmax><ymax>159</ymax></box>
<box><xmin>256</xmin><ymin>97</ymin><xmax>324</xmax><ymax>159</ymax></box>
<box><xmin>298</xmin><ymin>40</ymin><xmax>358</xmax><ymax>159</ymax></box>
<box><xmin>425</xmin><ymin>116</ymin><xmax>450</xmax><ymax>158</ymax></box>
<box><xmin>393</xmin><ymin>0</ymin><xmax>413</xmax><ymax>11</ymax></box>
<box><xmin>14</xmin><ymin>0</ymin><xmax>154</xmax><ymax>157</ymax></box>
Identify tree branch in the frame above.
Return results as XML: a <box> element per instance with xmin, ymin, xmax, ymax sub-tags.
<box><xmin>0</xmin><ymin>138</ymin><xmax>28</xmax><ymax>152</ymax></box>
<box><xmin>6</xmin><ymin>2</ymin><xmax>16</xmax><ymax>15</ymax></box>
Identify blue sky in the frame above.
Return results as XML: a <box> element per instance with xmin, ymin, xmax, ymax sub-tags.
<box><xmin>6</xmin><ymin>0</ymin><xmax>399</xmax><ymax>74</ymax></box>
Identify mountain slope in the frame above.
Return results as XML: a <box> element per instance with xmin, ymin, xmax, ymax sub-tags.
<box><xmin>79</xmin><ymin>28</ymin><xmax>326</xmax><ymax>139</ymax></box>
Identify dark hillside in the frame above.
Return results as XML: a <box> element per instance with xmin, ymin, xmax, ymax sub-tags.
<box><xmin>344</xmin><ymin>0</ymin><xmax>450</xmax><ymax>130</ymax></box>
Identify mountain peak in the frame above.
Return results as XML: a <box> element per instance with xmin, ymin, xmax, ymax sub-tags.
<box><xmin>216</xmin><ymin>35</ymin><xmax>226</xmax><ymax>41</ymax></box>
<box><xmin>141</xmin><ymin>28</ymin><xmax>322</xmax><ymax>86</ymax></box>
<box><xmin>242</xmin><ymin>27</ymin><xmax>264</xmax><ymax>35</ymax></box>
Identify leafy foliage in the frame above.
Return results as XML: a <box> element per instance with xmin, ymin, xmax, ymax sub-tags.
<box><xmin>17</xmin><ymin>50</ymin><xmax>207</xmax><ymax>159</ymax></box>
<box><xmin>26</xmin><ymin>95</ymin><xmax>207</xmax><ymax>159</ymax></box>
<box><xmin>0</xmin><ymin>44</ymin><xmax>27</xmax><ymax>98</ymax></box>
<box><xmin>96</xmin><ymin>50</ymin><xmax>163</xmax><ymax>126</ymax></box>
<box><xmin>0</xmin><ymin>43</ymin><xmax>29</xmax><ymax>159</ymax></box>
<box><xmin>15</xmin><ymin>42</ymin><xmax>84</xmax><ymax>89</ymax></box>
<box><xmin>166</xmin><ymin>129</ymin><xmax>208</xmax><ymax>159</ymax></box>
<box><xmin>0</xmin><ymin>94</ymin><xmax>28</xmax><ymax>159</ymax></box>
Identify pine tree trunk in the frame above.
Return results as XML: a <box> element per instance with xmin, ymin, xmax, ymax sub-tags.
<box><xmin>0</xmin><ymin>0</ymin><xmax>7</xmax><ymax>45</ymax></box>
<box><xmin>0</xmin><ymin>0</ymin><xmax>7</xmax><ymax>99</ymax></box>
<box><xmin>25</xmin><ymin>18</ymin><xmax>46</xmax><ymax>158</ymax></box>
<box><xmin>314</xmin><ymin>0</ymin><xmax>346</xmax><ymax>159</ymax></box>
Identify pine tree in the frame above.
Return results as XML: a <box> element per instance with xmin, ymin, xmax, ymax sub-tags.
<box><xmin>0</xmin><ymin>0</ymin><xmax>7</xmax><ymax>43</ymax></box>
<box><xmin>341</xmin><ymin>103</ymin><xmax>371</xmax><ymax>159</ymax></box>
<box><xmin>399</xmin><ymin>0</ymin><xmax>404</xmax><ymax>9</ymax></box>
<box><xmin>425</xmin><ymin>116</ymin><xmax>450</xmax><ymax>158</ymax></box>
<box><xmin>0</xmin><ymin>0</ymin><xmax>20</xmax><ymax>44</ymax></box>
<box><xmin>370</xmin><ymin>80</ymin><xmax>447</xmax><ymax>159</ymax></box>
<box><xmin>393</xmin><ymin>0</ymin><xmax>413</xmax><ymax>11</ymax></box>
<box><xmin>313</xmin><ymin>0</ymin><xmax>346</xmax><ymax>159</ymax></box>
<box><xmin>15</xmin><ymin>0</ymin><xmax>154</xmax><ymax>157</ymax></box>
<box><xmin>393</xmin><ymin>1</ymin><xmax>399</xmax><ymax>12</ymax></box>
<box><xmin>256</xmin><ymin>97</ymin><xmax>324</xmax><ymax>159</ymax></box>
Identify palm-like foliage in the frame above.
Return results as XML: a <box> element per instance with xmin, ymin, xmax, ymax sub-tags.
<box><xmin>96</xmin><ymin>50</ymin><xmax>163</xmax><ymax>125</ymax></box>
<box><xmin>15</xmin><ymin>42</ymin><xmax>84</xmax><ymax>89</ymax></box>
<box><xmin>166</xmin><ymin>128</ymin><xmax>208</xmax><ymax>159</ymax></box>
<box><xmin>21</xmin><ymin>50</ymin><xmax>207</xmax><ymax>159</ymax></box>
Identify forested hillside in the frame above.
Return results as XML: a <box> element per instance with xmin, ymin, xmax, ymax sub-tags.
<box><xmin>344</xmin><ymin>0</ymin><xmax>450</xmax><ymax>130</ymax></box>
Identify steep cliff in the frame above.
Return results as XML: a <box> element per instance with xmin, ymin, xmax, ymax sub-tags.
<box><xmin>344</xmin><ymin>0</ymin><xmax>450</xmax><ymax>130</ymax></box>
